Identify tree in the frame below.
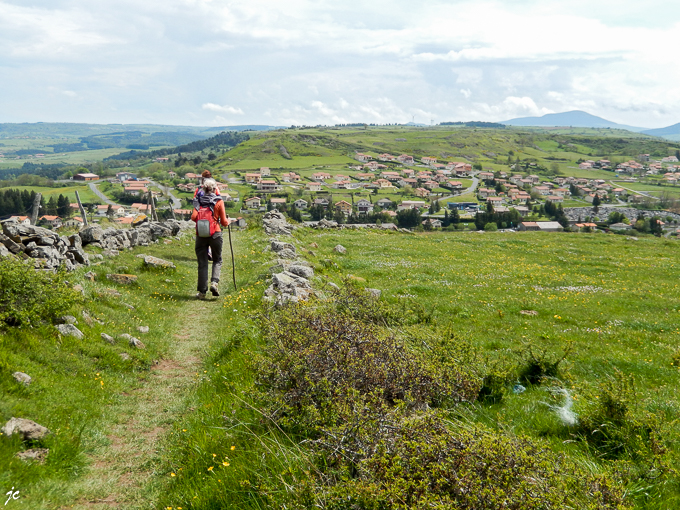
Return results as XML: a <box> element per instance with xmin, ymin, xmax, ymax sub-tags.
<box><xmin>46</xmin><ymin>196</ymin><xmax>57</xmax><ymax>216</ymax></box>
<box><xmin>57</xmin><ymin>194</ymin><xmax>70</xmax><ymax>217</ymax></box>
<box><xmin>396</xmin><ymin>208</ymin><xmax>421</xmax><ymax>229</ymax></box>
<box><xmin>106</xmin><ymin>204</ymin><xmax>114</xmax><ymax>219</ymax></box>
<box><xmin>309</xmin><ymin>204</ymin><xmax>325</xmax><ymax>221</ymax></box>
<box><xmin>592</xmin><ymin>194</ymin><xmax>601</xmax><ymax>212</ymax></box>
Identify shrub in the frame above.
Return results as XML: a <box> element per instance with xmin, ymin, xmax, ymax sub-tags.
<box><xmin>256</xmin><ymin>304</ymin><xmax>480</xmax><ymax>430</ymax></box>
<box><xmin>0</xmin><ymin>258</ymin><xmax>80</xmax><ymax>327</ymax></box>
<box><xmin>302</xmin><ymin>410</ymin><xmax>629</xmax><ymax>510</ymax></box>
<box><xmin>484</xmin><ymin>222</ymin><xmax>498</xmax><ymax>231</ymax></box>
<box><xmin>517</xmin><ymin>344</ymin><xmax>570</xmax><ymax>385</ymax></box>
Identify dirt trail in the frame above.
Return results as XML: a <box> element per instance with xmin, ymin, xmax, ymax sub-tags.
<box><xmin>62</xmin><ymin>301</ymin><xmax>216</xmax><ymax>509</ymax></box>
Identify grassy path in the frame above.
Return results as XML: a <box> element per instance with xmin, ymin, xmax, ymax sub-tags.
<box><xmin>58</xmin><ymin>298</ymin><xmax>223</xmax><ymax>509</ymax></box>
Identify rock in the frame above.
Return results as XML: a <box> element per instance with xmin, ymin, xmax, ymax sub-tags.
<box><xmin>276</xmin><ymin>248</ymin><xmax>297</xmax><ymax>259</ymax></box>
<box><xmin>137</xmin><ymin>326</ymin><xmax>149</xmax><ymax>334</ymax></box>
<box><xmin>288</xmin><ymin>265</ymin><xmax>314</xmax><ymax>279</ymax></box>
<box><xmin>2</xmin><ymin>417</ymin><xmax>51</xmax><ymax>441</ymax></box>
<box><xmin>271</xmin><ymin>241</ymin><xmax>296</xmax><ymax>253</ymax></box>
<box><xmin>366</xmin><ymin>288</ymin><xmax>382</xmax><ymax>299</ymax></box>
<box><xmin>79</xmin><ymin>225</ymin><xmax>104</xmax><ymax>245</ymax></box>
<box><xmin>101</xmin><ymin>333</ymin><xmax>115</xmax><ymax>344</ymax></box>
<box><xmin>262</xmin><ymin>210</ymin><xmax>293</xmax><ymax>236</ymax></box>
<box><xmin>73</xmin><ymin>284</ymin><xmax>85</xmax><ymax>295</ymax></box>
<box><xmin>92</xmin><ymin>254</ymin><xmax>104</xmax><ymax>261</ymax></box>
<box><xmin>309</xmin><ymin>242</ymin><xmax>319</xmax><ymax>248</ymax></box>
<box><xmin>129</xmin><ymin>337</ymin><xmax>145</xmax><ymax>349</ymax></box>
<box><xmin>317</xmin><ymin>219</ymin><xmax>338</xmax><ymax>229</ymax></box>
<box><xmin>122</xmin><ymin>302</ymin><xmax>135</xmax><ymax>310</ymax></box>
<box><xmin>99</xmin><ymin>288</ymin><xmax>122</xmax><ymax>298</ymax></box>
<box><xmin>143</xmin><ymin>255</ymin><xmax>176</xmax><ymax>269</ymax></box>
<box><xmin>334</xmin><ymin>244</ymin><xmax>347</xmax><ymax>254</ymax></box>
<box><xmin>59</xmin><ymin>315</ymin><xmax>78</xmax><ymax>325</ymax></box>
<box><xmin>0</xmin><ymin>243</ymin><xmax>10</xmax><ymax>257</ymax></box>
<box><xmin>132</xmin><ymin>214</ymin><xmax>148</xmax><ymax>228</ymax></box>
<box><xmin>272</xmin><ymin>272</ymin><xmax>298</xmax><ymax>288</ymax></box>
<box><xmin>12</xmin><ymin>372</ymin><xmax>32</xmax><ymax>385</ymax></box>
<box><xmin>102</xmin><ymin>250</ymin><xmax>120</xmax><ymax>257</ymax></box>
<box><xmin>520</xmin><ymin>310</ymin><xmax>539</xmax><ymax>316</ymax></box>
<box><xmin>106</xmin><ymin>274</ymin><xmax>138</xmax><ymax>284</ymax></box>
<box><xmin>119</xmin><ymin>352</ymin><xmax>131</xmax><ymax>361</ymax></box>
<box><xmin>55</xmin><ymin>324</ymin><xmax>84</xmax><ymax>339</ymax></box>
<box><xmin>15</xmin><ymin>448</ymin><xmax>49</xmax><ymax>463</ymax></box>
<box><xmin>327</xmin><ymin>282</ymin><xmax>340</xmax><ymax>291</ymax></box>
<box><xmin>120</xmin><ymin>333</ymin><xmax>133</xmax><ymax>341</ymax></box>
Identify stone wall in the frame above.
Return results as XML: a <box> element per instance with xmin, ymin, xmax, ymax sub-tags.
<box><xmin>0</xmin><ymin>219</ymin><xmax>193</xmax><ymax>271</ymax></box>
<box><xmin>564</xmin><ymin>206</ymin><xmax>680</xmax><ymax>223</ymax></box>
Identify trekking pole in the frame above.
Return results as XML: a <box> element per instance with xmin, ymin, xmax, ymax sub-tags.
<box><xmin>227</xmin><ymin>217</ymin><xmax>237</xmax><ymax>291</ymax></box>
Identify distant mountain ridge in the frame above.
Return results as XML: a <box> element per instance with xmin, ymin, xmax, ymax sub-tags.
<box><xmin>0</xmin><ymin>122</ymin><xmax>281</xmax><ymax>138</ymax></box>
<box><xmin>640</xmin><ymin>123</ymin><xmax>680</xmax><ymax>141</ymax></box>
<box><xmin>501</xmin><ymin>110</ymin><xmax>647</xmax><ymax>133</ymax></box>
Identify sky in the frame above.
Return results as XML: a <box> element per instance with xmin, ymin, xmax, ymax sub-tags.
<box><xmin>1</xmin><ymin>0</ymin><xmax>679</xmax><ymax>128</ymax></box>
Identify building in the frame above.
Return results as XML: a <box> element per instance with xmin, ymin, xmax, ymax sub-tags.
<box><xmin>335</xmin><ymin>200</ymin><xmax>353</xmax><ymax>215</ymax></box>
<box><xmin>259</xmin><ymin>167</ymin><xmax>271</xmax><ymax>176</ymax></box>
<box><xmin>73</xmin><ymin>173</ymin><xmax>99</xmax><ymax>181</ymax></box>
<box><xmin>38</xmin><ymin>215</ymin><xmax>62</xmax><ymax>228</ymax></box>
<box><xmin>245</xmin><ymin>197</ymin><xmax>261</xmax><ymax>208</ymax></box>
<box><xmin>398</xmin><ymin>200</ymin><xmax>427</xmax><ymax>210</ymax></box>
<box><xmin>518</xmin><ymin>221</ymin><xmax>563</xmax><ymax>232</ymax></box>
<box><xmin>397</xmin><ymin>154</ymin><xmax>415</xmax><ymax>165</ymax></box>
<box><xmin>8</xmin><ymin>215</ymin><xmax>31</xmax><ymax>225</ymax></box>
<box><xmin>257</xmin><ymin>180</ymin><xmax>281</xmax><ymax>192</ymax></box>
<box><xmin>306</xmin><ymin>182</ymin><xmax>323</xmax><ymax>192</ymax></box>
<box><xmin>356</xmin><ymin>199</ymin><xmax>374</xmax><ymax>214</ymax></box>
<box><xmin>293</xmin><ymin>199</ymin><xmax>308</xmax><ymax>209</ymax></box>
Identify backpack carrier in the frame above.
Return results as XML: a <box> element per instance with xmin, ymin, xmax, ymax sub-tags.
<box><xmin>196</xmin><ymin>204</ymin><xmax>217</xmax><ymax>237</ymax></box>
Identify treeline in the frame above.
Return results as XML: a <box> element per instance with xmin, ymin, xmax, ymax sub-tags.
<box><xmin>440</xmin><ymin>121</ymin><xmax>507</xmax><ymax>128</ymax></box>
<box><xmin>559</xmin><ymin>135</ymin><xmax>680</xmax><ymax>158</ymax></box>
<box><xmin>0</xmin><ymin>162</ymin><xmax>67</xmax><ymax>181</ymax></box>
<box><xmin>104</xmin><ymin>131</ymin><xmax>250</xmax><ymax>161</ymax></box>
<box><xmin>0</xmin><ymin>188</ymin><xmax>74</xmax><ymax>218</ymax></box>
<box><xmin>82</xmin><ymin>131</ymin><xmax>203</xmax><ymax>150</ymax></box>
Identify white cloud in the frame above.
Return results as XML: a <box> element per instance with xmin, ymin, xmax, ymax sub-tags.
<box><xmin>202</xmin><ymin>103</ymin><xmax>244</xmax><ymax>115</ymax></box>
<box><xmin>1</xmin><ymin>0</ymin><xmax>680</xmax><ymax>126</ymax></box>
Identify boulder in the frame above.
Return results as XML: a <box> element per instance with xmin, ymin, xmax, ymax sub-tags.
<box><xmin>137</xmin><ymin>326</ymin><xmax>149</xmax><ymax>334</ymax></box>
<box><xmin>59</xmin><ymin>315</ymin><xmax>78</xmax><ymax>325</ymax></box>
<box><xmin>101</xmin><ymin>333</ymin><xmax>115</xmax><ymax>344</ymax></box>
<box><xmin>366</xmin><ymin>288</ymin><xmax>382</xmax><ymax>299</ymax></box>
<box><xmin>334</xmin><ymin>244</ymin><xmax>347</xmax><ymax>254</ymax></box>
<box><xmin>2</xmin><ymin>417</ymin><xmax>51</xmax><ymax>441</ymax></box>
<box><xmin>288</xmin><ymin>265</ymin><xmax>314</xmax><ymax>279</ymax></box>
<box><xmin>55</xmin><ymin>324</ymin><xmax>84</xmax><ymax>339</ymax></box>
<box><xmin>271</xmin><ymin>241</ymin><xmax>296</xmax><ymax>253</ymax></box>
<box><xmin>277</xmin><ymin>248</ymin><xmax>297</xmax><ymax>259</ymax></box>
<box><xmin>79</xmin><ymin>225</ymin><xmax>104</xmax><ymax>245</ymax></box>
<box><xmin>143</xmin><ymin>255</ymin><xmax>176</xmax><ymax>269</ymax></box>
<box><xmin>129</xmin><ymin>337</ymin><xmax>145</xmax><ymax>349</ymax></box>
<box><xmin>119</xmin><ymin>352</ymin><xmax>131</xmax><ymax>361</ymax></box>
<box><xmin>106</xmin><ymin>274</ymin><xmax>138</xmax><ymax>284</ymax></box>
<box><xmin>12</xmin><ymin>372</ymin><xmax>32</xmax><ymax>385</ymax></box>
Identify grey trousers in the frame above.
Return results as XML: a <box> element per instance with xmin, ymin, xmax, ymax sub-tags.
<box><xmin>195</xmin><ymin>232</ymin><xmax>223</xmax><ymax>293</ymax></box>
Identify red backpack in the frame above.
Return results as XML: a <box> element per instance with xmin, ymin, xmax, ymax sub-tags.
<box><xmin>196</xmin><ymin>204</ymin><xmax>218</xmax><ymax>238</ymax></box>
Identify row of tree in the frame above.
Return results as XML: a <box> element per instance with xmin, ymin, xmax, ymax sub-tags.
<box><xmin>0</xmin><ymin>188</ymin><xmax>73</xmax><ymax>218</ymax></box>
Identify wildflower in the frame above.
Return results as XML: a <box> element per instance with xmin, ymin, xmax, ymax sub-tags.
<box><xmin>223</xmin><ymin>461</ymin><xmax>230</xmax><ymax>466</ymax></box>
<box><xmin>230</xmin><ymin>445</ymin><xmax>236</xmax><ymax>451</ymax></box>
<box><xmin>208</xmin><ymin>466</ymin><xmax>214</xmax><ymax>471</ymax></box>
<box><xmin>170</xmin><ymin>473</ymin><xmax>176</xmax><ymax>477</ymax></box>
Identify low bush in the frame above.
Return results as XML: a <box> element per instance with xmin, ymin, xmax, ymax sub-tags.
<box><xmin>0</xmin><ymin>257</ymin><xmax>80</xmax><ymax>327</ymax></box>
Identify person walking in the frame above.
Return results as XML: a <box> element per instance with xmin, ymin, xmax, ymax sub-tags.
<box><xmin>191</xmin><ymin>178</ymin><xmax>229</xmax><ymax>299</ymax></box>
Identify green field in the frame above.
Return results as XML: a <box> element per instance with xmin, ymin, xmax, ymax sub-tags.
<box><xmin>1</xmin><ymin>185</ymin><xmax>101</xmax><ymax>203</ymax></box>
<box><xmin>4</xmin><ymin>223</ymin><xmax>680</xmax><ymax>508</ymax></box>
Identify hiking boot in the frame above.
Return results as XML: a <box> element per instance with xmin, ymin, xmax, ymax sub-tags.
<box><xmin>196</xmin><ymin>292</ymin><xmax>206</xmax><ymax>300</ymax></box>
<box><xmin>210</xmin><ymin>282</ymin><xmax>220</xmax><ymax>296</ymax></box>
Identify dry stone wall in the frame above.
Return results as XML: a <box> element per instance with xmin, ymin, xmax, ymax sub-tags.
<box><xmin>0</xmin><ymin>218</ymin><xmax>193</xmax><ymax>271</ymax></box>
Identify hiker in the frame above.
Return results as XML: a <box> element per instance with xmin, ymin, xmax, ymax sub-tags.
<box><xmin>194</xmin><ymin>170</ymin><xmax>220</xmax><ymax>261</ymax></box>
<box><xmin>191</xmin><ymin>178</ymin><xmax>229</xmax><ymax>299</ymax></box>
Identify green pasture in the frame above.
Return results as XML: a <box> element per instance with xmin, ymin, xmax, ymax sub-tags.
<box><xmin>1</xmin><ymin>185</ymin><xmax>100</xmax><ymax>204</ymax></box>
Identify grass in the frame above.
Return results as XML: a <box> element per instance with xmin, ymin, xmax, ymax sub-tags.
<box><xmin>0</xmin><ymin>224</ymin><xmax>264</xmax><ymax>509</ymax></box>
<box><xmin>151</xmin><ymin>226</ymin><xmax>680</xmax><ymax>509</ymax></box>
<box><xmin>0</xmin><ymin>185</ymin><xmax>101</xmax><ymax>204</ymax></box>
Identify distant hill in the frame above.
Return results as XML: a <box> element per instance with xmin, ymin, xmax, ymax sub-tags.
<box><xmin>0</xmin><ymin>122</ymin><xmax>280</xmax><ymax>138</ymax></box>
<box><xmin>641</xmin><ymin>123</ymin><xmax>680</xmax><ymax>141</ymax></box>
<box><xmin>501</xmin><ymin>110</ymin><xmax>647</xmax><ymax>132</ymax></box>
